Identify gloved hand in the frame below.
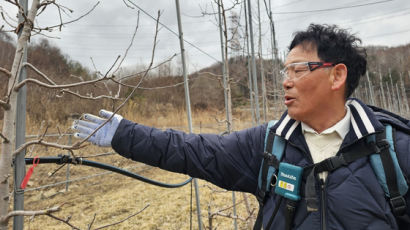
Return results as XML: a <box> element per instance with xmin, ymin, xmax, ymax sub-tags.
<box><xmin>72</xmin><ymin>109</ymin><xmax>123</xmax><ymax>147</ymax></box>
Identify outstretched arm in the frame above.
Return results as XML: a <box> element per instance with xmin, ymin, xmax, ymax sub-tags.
<box><xmin>73</xmin><ymin>110</ymin><xmax>267</xmax><ymax>193</ymax></box>
<box><xmin>112</xmin><ymin>119</ymin><xmax>266</xmax><ymax>193</ymax></box>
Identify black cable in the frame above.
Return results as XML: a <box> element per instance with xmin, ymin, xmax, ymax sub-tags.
<box><xmin>272</xmin><ymin>0</ymin><xmax>393</xmax><ymax>15</ymax></box>
<box><xmin>125</xmin><ymin>0</ymin><xmax>220</xmax><ymax>63</ymax></box>
<box><xmin>25</xmin><ymin>156</ymin><xmax>192</xmax><ymax>188</ymax></box>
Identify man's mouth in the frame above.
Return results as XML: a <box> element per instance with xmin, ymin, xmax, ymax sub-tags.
<box><xmin>284</xmin><ymin>96</ymin><xmax>296</xmax><ymax>105</ymax></box>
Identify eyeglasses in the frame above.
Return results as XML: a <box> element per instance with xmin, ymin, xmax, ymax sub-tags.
<box><xmin>280</xmin><ymin>62</ymin><xmax>335</xmax><ymax>80</ymax></box>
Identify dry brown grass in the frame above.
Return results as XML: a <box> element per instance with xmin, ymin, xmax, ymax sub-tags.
<box><xmin>13</xmin><ymin>106</ymin><xmax>271</xmax><ymax>230</ymax></box>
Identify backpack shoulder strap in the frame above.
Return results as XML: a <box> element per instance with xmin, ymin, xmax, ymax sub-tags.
<box><xmin>369</xmin><ymin>124</ymin><xmax>408</xmax><ymax>216</ymax></box>
<box><xmin>254</xmin><ymin>120</ymin><xmax>286</xmax><ymax>230</ymax></box>
<box><xmin>257</xmin><ymin>120</ymin><xmax>285</xmax><ymax>197</ymax></box>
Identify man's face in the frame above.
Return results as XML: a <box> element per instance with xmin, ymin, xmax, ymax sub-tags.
<box><xmin>282</xmin><ymin>44</ymin><xmax>334</xmax><ymax>122</ymax></box>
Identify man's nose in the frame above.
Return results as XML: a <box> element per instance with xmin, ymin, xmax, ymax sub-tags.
<box><xmin>282</xmin><ymin>78</ymin><xmax>294</xmax><ymax>90</ymax></box>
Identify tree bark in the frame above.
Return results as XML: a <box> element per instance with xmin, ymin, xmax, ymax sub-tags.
<box><xmin>0</xmin><ymin>1</ymin><xmax>39</xmax><ymax>229</ymax></box>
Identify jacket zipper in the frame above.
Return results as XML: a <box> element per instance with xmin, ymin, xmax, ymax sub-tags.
<box><xmin>320</xmin><ymin>179</ymin><xmax>327</xmax><ymax>230</ymax></box>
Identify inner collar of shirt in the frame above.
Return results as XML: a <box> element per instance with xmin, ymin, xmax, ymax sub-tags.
<box><xmin>302</xmin><ymin>106</ymin><xmax>351</xmax><ymax>139</ymax></box>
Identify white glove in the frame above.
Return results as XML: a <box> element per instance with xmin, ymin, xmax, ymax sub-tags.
<box><xmin>72</xmin><ymin>109</ymin><xmax>123</xmax><ymax>147</ymax></box>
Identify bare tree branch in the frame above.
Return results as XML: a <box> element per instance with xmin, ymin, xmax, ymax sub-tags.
<box><xmin>103</xmin><ymin>55</ymin><xmax>121</xmax><ymax>78</ymax></box>
<box><xmin>215</xmin><ymin>200</ymin><xmax>244</xmax><ymax>213</ymax></box>
<box><xmin>93</xmin><ymin>204</ymin><xmax>150</xmax><ymax>230</ymax></box>
<box><xmin>13</xmin><ymin>76</ymin><xmax>111</xmax><ymax>91</ymax></box>
<box><xmin>35</xmin><ymin>1</ymin><xmax>100</xmax><ymax>32</ymax></box>
<box><xmin>113</xmin><ymin>11</ymin><xmax>140</xmax><ymax>75</ymax></box>
<box><xmin>122</xmin><ymin>0</ymin><xmax>135</xmax><ymax>9</ymax></box>
<box><xmin>111</xmin><ymin>77</ymin><xmax>185</xmax><ymax>90</ymax></box>
<box><xmin>69</xmin><ymin>74</ymin><xmax>84</xmax><ymax>82</ymax></box>
<box><xmin>0</xmin><ymin>132</ymin><xmax>9</xmax><ymax>143</ymax></box>
<box><xmin>196</xmin><ymin>71</ymin><xmax>223</xmax><ymax>78</ymax></box>
<box><xmin>73</xmin><ymin>10</ymin><xmax>162</xmax><ymax>149</ymax></box>
<box><xmin>117</xmin><ymin>53</ymin><xmax>178</xmax><ymax>81</ymax></box>
<box><xmin>0</xmin><ymin>67</ymin><xmax>11</xmax><ymax>78</ymax></box>
<box><xmin>57</xmin><ymin>89</ymin><xmax>123</xmax><ymax>101</ymax></box>
<box><xmin>0</xmin><ymin>205</ymin><xmax>61</xmax><ymax>224</ymax></box>
<box><xmin>87</xmin><ymin>213</ymin><xmax>97</xmax><ymax>230</ymax></box>
<box><xmin>0</xmin><ymin>100</ymin><xmax>10</xmax><ymax>110</ymax></box>
<box><xmin>12</xmin><ymin>139</ymin><xmax>82</xmax><ymax>156</ymax></box>
<box><xmin>212</xmin><ymin>211</ymin><xmax>245</xmax><ymax>221</ymax></box>
<box><xmin>23</xmin><ymin>62</ymin><xmax>56</xmax><ymax>85</ymax></box>
<box><xmin>112</xmin><ymin>11</ymin><xmax>140</xmax><ymax>98</ymax></box>
<box><xmin>47</xmin><ymin>214</ymin><xmax>80</xmax><ymax>230</ymax></box>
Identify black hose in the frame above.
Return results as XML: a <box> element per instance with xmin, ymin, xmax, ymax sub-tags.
<box><xmin>25</xmin><ymin>156</ymin><xmax>192</xmax><ymax>188</ymax></box>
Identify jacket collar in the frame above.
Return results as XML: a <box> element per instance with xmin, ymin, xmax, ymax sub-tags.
<box><xmin>271</xmin><ymin>98</ymin><xmax>385</xmax><ymax>144</ymax></box>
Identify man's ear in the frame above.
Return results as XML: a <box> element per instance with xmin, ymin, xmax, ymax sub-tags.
<box><xmin>331</xmin><ymin>63</ymin><xmax>347</xmax><ymax>91</ymax></box>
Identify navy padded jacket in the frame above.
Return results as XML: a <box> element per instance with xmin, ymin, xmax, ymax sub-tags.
<box><xmin>112</xmin><ymin>99</ymin><xmax>410</xmax><ymax>230</ymax></box>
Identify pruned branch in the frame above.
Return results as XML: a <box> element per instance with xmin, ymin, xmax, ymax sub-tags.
<box><xmin>211</xmin><ymin>211</ymin><xmax>245</xmax><ymax>221</ymax></box>
<box><xmin>23</xmin><ymin>62</ymin><xmax>56</xmax><ymax>85</ymax></box>
<box><xmin>111</xmin><ymin>77</ymin><xmax>185</xmax><ymax>90</ymax></box>
<box><xmin>35</xmin><ymin>1</ymin><xmax>100</xmax><ymax>32</ymax></box>
<box><xmin>87</xmin><ymin>213</ymin><xmax>97</xmax><ymax>230</ymax></box>
<box><xmin>72</xmin><ymin>10</ymin><xmax>162</xmax><ymax>149</ymax></box>
<box><xmin>13</xmin><ymin>76</ymin><xmax>112</xmax><ymax>91</ymax></box>
<box><xmin>113</xmin><ymin>11</ymin><xmax>140</xmax><ymax>75</ymax></box>
<box><xmin>117</xmin><ymin>53</ymin><xmax>178</xmax><ymax>81</ymax></box>
<box><xmin>0</xmin><ymin>205</ymin><xmax>61</xmax><ymax>224</ymax></box>
<box><xmin>47</xmin><ymin>214</ymin><xmax>80</xmax><ymax>230</ymax></box>
<box><xmin>69</xmin><ymin>74</ymin><xmax>84</xmax><ymax>82</ymax></box>
<box><xmin>0</xmin><ymin>67</ymin><xmax>11</xmax><ymax>78</ymax></box>
<box><xmin>12</xmin><ymin>139</ymin><xmax>81</xmax><ymax>156</ymax></box>
<box><xmin>93</xmin><ymin>204</ymin><xmax>150</xmax><ymax>230</ymax></box>
<box><xmin>57</xmin><ymin>89</ymin><xmax>123</xmax><ymax>101</ymax></box>
<box><xmin>0</xmin><ymin>132</ymin><xmax>9</xmax><ymax>143</ymax></box>
<box><xmin>0</xmin><ymin>100</ymin><xmax>10</xmax><ymax>110</ymax></box>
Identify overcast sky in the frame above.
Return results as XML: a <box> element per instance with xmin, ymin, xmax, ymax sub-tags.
<box><xmin>2</xmin><ymin>0</ymin><xmax>410</xmax><ymax>74</ymax></box>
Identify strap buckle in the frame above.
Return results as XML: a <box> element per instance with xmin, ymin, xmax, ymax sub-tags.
<box><xmin>263</xmin><ymin>152</ymin><xmax>280</xmax><ymax>168</ymax></box>
<box><xmin>375</xmin><ymin>139</ymin><xmax>390</xmax><ymax>152</ymax></box>
<box><xmin>326</xmin><ymin>156</ymin><xmax>347</xmax><ymax>172</ymax></box>
<box><xmin>389</xmin><ymin>196</ymin><xmax>407</xmax><ymax>216</ymax></box>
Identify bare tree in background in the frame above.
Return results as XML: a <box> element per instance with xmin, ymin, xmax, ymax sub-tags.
<box><xmin>0</xmin><ymin>1</ymin><xmax>170</xmax><ymax>229</ymax></box>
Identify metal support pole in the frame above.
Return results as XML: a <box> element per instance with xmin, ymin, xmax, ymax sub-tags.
<box><xmin>268</xmin><ymin>0</ymin><xmax>278</xmax><ymax>105</ymax></box>
<box><xmin>217</xmin><ymin>0</ymin><xmax>232</xmax><ymax>133</ymax></box>
<box><xmin>216</xmin><ymin>2</ymin><xmax>236</xmax><ymax>229</ymax></box>
<box><xmin>13</xmin><ymin>0</ymin><xmax>28</xmax><ymax>229</ymax></box>
<box><xmin>244</xmin><ymin>0</ymin><xmax>256</xmax><ymax>125</ymax></box>
<box><xmin>175</xmin><ymin>1</ymin><xmax>203</xmax><ymax>229</ymax></box>
<box><xmin>247</xmin><ymin>0</ymin><xmax>261</xmax><ymax>124</ymax></box>
<box><xmin>257</xmin><ymin>0</ymin><xmax>267</xmax><ymax>122</ymax></box>
<box><xmin>66</xmin><ymin>135</ymin><xmax>72</xmax><ymax>192</ymax></box>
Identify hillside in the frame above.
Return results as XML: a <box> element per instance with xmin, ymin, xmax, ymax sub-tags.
<box><xmin>1</xmin><ymin>34</ymin><xmax>410</xmax><ymax>123</ymax></box>
<box><xmin>1</xmin><ymin>33</ymin><xmax>410</xmax><ymax>229</ymax></box>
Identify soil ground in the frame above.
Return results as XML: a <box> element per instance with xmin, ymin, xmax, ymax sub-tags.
<box><xmin>13</xmin><ymin>109</ymin><xmax>267</xmax><ymax>230</ymax></box>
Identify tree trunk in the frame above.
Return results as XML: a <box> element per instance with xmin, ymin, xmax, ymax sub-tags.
<box><xmin>0</xmin><ymin>1</ymin><xmax>39</xmax><ymax>229</ymax></box>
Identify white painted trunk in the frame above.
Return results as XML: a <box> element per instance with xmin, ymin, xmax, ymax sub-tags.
<box><xmin>0</xmin><ymin>1</ymin><xmax>39</xmax><ymax>228</ymax></box>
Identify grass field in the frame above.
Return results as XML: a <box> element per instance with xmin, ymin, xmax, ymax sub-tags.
<box><xmin>15</xmin><ymin>107</ymin><xmax>274</xmax><ymax>230</ymax></box>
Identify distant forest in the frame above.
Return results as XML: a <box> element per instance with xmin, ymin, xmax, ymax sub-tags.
<box><xmin>1</xmin><ymin>33</ymin><xmax>409</xmax><ymax>122</ymax></box>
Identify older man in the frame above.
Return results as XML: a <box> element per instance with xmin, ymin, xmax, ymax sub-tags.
<box><xmin>73</xmin><ymin>24</ymin><xmax>410</xmax><ymax>230</ymax></box>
